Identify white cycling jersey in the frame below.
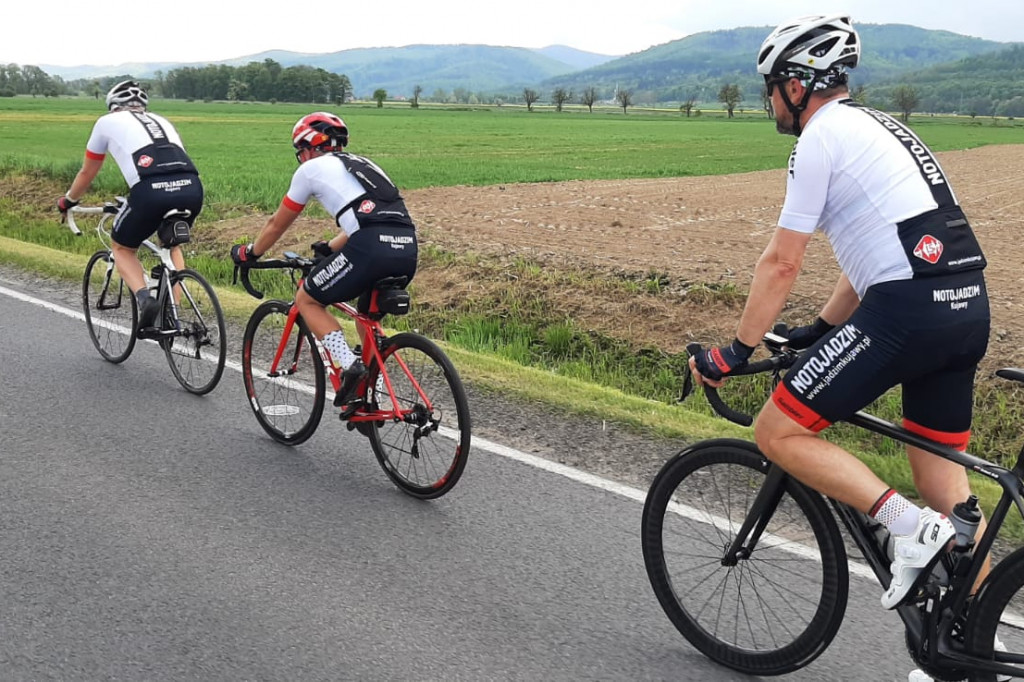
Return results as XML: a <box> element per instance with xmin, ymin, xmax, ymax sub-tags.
<box><xmin>85</xmin><ymin>110</ymin><xmax>191</xmax><ymax>188</ymax></box>
<box><xmin>282</xmin><ymin>152</ymin><xmax>413</xmax><ymax>236</ymax></box>
<box><xmin>778</xmin><ymin>98</ymin><xmax>965</xmax><ymax>297</ymax></box>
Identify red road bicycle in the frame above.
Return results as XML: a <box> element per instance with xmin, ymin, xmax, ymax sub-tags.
<box><xmin>234</xmin><ymin>251</ymin><xmax>471</xmax><ymax>499</ymax></box>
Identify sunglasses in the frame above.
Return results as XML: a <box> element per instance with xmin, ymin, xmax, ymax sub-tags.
<box><xmin>764</xmin><ymin>76</ymin><xmax>793</xmax><ymax>96</ymax></box>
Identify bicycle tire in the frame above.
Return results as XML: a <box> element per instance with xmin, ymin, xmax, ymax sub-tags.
<box><xmin>82</xmin><ymin>249</ymin><xmax>137</xmax><ymax>363</ymax></box>
<box><xmin>162</xmin><ymin>269</ymin><xmax>226</xmax><ymax>395</ymax></box>
<box><xmin>964</xmin><ymin>543</ymin><xmax>1024</xmax><ymax>681</ymax></box>
<box><xmin>365</xmin><ymin>332</ymin><xmax>471</xmax><ymax>499</ymax></box>
<box><xmin>641</xmin><ymin>439</ymin><xmax>849</xmax><ymax>676</ymax></box>
<box><xmin>241</xmin><ymin>300</ymin><xmax>325</xmax><ymax>445</ymax></box>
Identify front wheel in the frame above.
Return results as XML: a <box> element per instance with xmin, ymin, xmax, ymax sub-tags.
<box><xmin>365</xmin><ymin>332</ymin><xmax>471</xmax><ymax>499</ymax></box>
<box><xmin>82</xmin><ymin>250</ymin><xmax>137</xmax><ymax>363</ymax></box>
<box><xmin>964</xmin><ymin>543</ymin><xmax>1024</xmax><ymax>681</ymax></box>
<box><xmin>242</xmin><ymin>300</ymin><xmax>325</xmax><ymax>445</ymax></box>
<box><xmin>162</xmin><ymin>269</ymin><xmax>226</xmax><ymax>395</ymax></box>
<box><xmin>641</xmin><ymin>439</ymin><xmax>848</xmax><ymax>676</ymax></box>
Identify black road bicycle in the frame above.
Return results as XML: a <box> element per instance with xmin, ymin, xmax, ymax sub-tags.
<box><xmin>641</xmin><ymin>331</ymin><xmax>1024</xmax><ymax>680</ymax></box>
<box><xmin>68</xmin><ymin>199</ymin><xmax>226</xmax><ymax>394</ymax></box>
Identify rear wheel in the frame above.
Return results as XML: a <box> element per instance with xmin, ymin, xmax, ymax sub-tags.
<box><xmin>242</xmin><ymin>300</ymin><xmax>325</xmax><ymax>445</ymax></box>
<box><xmin>82</xmin><ymin>250</ymin><xmax>137</xmax><ymax>363</ymax></box>
<box><xmin>641</xmin><ymin>439</ymin><xmax>848</xmax><ymax>676</ymax></box>
<box><xmin>365</xmin><ymin>332</ymin><xmax>471</xmax><ymax>499</ymax></box>
<box><xmin>163</xmin><ymin>269</ymin><xmax>226</xmax><ymax>395</ymax></box>
<box><xmin>964</xmin><ymin>544</ymin><xmax>1024</xmax><ymax>681</ymax></box>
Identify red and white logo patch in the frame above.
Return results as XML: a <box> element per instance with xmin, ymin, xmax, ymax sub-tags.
<box><xmin>913</xmin><ymin>234</ymin><xmax>943</xmax><ymax>264</ymax></box>
<box><xmin>137</xmin><ymin>155</ymin><xmax>154</xmax><ymax>168</ymax></box>
<box><xmin>357</xmin><ymin>199</ymin><xmax>376</xmax><ymax>214</ymax></box>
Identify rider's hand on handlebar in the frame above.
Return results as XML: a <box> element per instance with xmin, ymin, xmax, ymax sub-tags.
<box><xmin>310</xmin><ymin>240</ymin><xmax>333</xmax><ymax>258</ymax></box>
<box><xmin>56</xmin><ymin>195</ymin><xmax>79</xmax><ymax>223</ymax></box>
<box><xmin>691</xmin><ymin>338</ymin><xmax>756</xmax><ymax>385</ymax></box>
<box><xmin>230</xmin><ymin>243</ymin><xmax>261</xmax><ymax>266</ymax></box>
<box><xmin>782</xmin><ymin>316</ymin><xmax>835</xmax><ymax>350</ymax></box>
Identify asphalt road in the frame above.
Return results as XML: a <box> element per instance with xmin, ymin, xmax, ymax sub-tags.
<box><xmin>0</xmin><ymin>275</ymin><xmax>919</xmax><ymax>681</ymax></box>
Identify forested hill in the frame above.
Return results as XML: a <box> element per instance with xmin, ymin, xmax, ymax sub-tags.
<box><xmin>870</xmin><ymin>44</ymin><xmax>1024</xmax><ymax>116</ymax></box>
<box><xmin>542</xmin><ymin>24</ymin><xmax>1012</xmax><ymax>103</ymax></box>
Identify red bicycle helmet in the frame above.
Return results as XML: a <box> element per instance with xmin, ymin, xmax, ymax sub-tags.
<box><xmin>291</xmin><ymin>112</ymin><xmax>349</xmax><ymax>151</ymax></box>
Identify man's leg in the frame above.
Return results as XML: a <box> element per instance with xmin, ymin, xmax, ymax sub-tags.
<box><xmin>754</xmin><ymin>399</ymin><xmax>888</xmax><ymax>512</ymax></box>
<box><xmin>908</xmin><ymin>445</ymin><xmax>991</xmax><ymax>591</ymax></box>
<box><xmin>295</xmin><ymin>288</ymin><xmax>365</xmax><ymax>406</ymax></box>
<box><xmin>111</xmin><ymin>240</ymin><xmax>146</xmax><ymax>294</ymax></box>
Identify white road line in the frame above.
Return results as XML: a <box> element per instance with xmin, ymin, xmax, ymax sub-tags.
<box><xmin>0</xmin><ymin>282</ymin><xmax>876</xmax><ymax>583</ymax></box>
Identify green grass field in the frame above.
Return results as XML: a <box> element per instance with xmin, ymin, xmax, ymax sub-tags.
<box><xmin>3</xmin><ymin>96</ymin><xmax>1024</xmax><ymax>535</ymax></box>
<box><xmin>3</xmin><ymin>96</ymin><xmax>1023</xmax><ymax>214</ymax></box>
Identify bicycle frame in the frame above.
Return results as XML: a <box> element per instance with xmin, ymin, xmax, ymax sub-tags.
<box><xmin>261</xmin><ymin>273</ymin><xmax>433</xmax><ymax>425</ymax></box>
<box><xmin>68</xmin><ymin>201</ymin><xmax>202</xmax><ymax>337</ymax></box>
<box><xmin>707</xmin><ymin>361</ymin><xmax>1024</xmax><ymax>679</ymax></box>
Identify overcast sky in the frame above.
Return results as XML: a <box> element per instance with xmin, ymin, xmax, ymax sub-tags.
<box><xmin>5</xmin><ymin>0</ymin><xmax>1022</xmax><ymax>67</ymax></box>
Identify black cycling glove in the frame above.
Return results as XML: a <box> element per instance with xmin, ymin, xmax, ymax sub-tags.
<box><xmin>784</xmin><ymin>317</ymin><xmax>835</xmax><ymax>350</ymax></box>
<box><xmin>230</xmin><ymin>243</ymin><xmax>260</xmax><ymax>266</ymax></box>
<box><xmin>693</xmin><ymin>338</ymin><xmax>755</xmax><ymax>381</ymax></box>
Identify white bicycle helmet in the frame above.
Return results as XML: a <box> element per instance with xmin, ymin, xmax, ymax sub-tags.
<box><xmin>105</xmin><ymin>80</ymin><xmax>148</xmax><ymax>111</ymax></box>
<box><xmin>757</xmin><ymin>14</ymin><xmax>860</xmax><ymax>77</ymax></box>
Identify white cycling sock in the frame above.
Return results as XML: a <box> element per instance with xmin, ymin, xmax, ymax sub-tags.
<box><xmin>321</xmin><ymin>330</ymin><xmax>357</xmax><ymax>370</ymax></box>
<box><xmin>871</xmin><ymin>489</ymin><xmax>921</xmax><ymax>537</ymax></box>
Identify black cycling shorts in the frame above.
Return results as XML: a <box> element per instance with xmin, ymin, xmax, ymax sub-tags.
<box><xmin>773</xmin><ymin>271</ymin><xmax>990</xmax><ymax>448</ymax></box>
<box><xmin>111</xmin><ymin>173</ymin><xmax>204</xmax><ymax>248</ymax></box>
<box><xmin>302</xmin><ymin>225</ymin><xmax>417</xmax><ymax>305</ymax></box>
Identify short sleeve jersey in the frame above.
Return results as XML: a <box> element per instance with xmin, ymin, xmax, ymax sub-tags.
<box><xmin>778</xmin><ymin>99</ymin><xmax>963</xmax><ymax>297</ymax></box>
<box><xmin>283</xmin><ymin>153</ymin><xmax>413</xmax><ymax>236</ymax></box>
<box><xmin>85</xmin><ymin>110</ymin><xmax>191</xmax><ymax>188</ymax></box>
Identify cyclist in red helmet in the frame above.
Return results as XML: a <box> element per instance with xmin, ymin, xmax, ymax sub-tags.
<box><xmin>57</xmin><ymin>79</ymin><xmax>204</xmax><ymax>332</ymax></box>
<box><xmin>231</xmin><ymin>112</ymin><xmax>418</xmax><ymax>408</ymax></box>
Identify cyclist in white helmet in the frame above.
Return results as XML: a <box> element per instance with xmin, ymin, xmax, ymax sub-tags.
<box><xmin>230</xmin><ymin>112</ymin><xmax>418</xmax><ymax>410</ymax></box>
<box><xmin>57</xmin><ymin>80</ymin><xmax>204</xmax><ymax>332</ymax></box>
<box><xmin>689</xmin><ymin>15</ymin><xmax>992</xmax><ymax>639</ymax></box>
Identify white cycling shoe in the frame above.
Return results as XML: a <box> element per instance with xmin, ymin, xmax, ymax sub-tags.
<box><xmin>881</xmin><ymin>507</ymin><xmax>955</xmax><ymax>610</ymax></box>
<box><xmin>907</xmin><ymin>636</ymin><xmax>1009</xmax><ymax>681</ymax></box>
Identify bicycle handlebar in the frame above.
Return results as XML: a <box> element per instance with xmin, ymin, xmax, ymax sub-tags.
<box><xmin>232</xmin><ymin>252</ymin><xmax>316</xmax><ymax>300</ymax></box>
<box><xmin>685</xmin><ymin>339</ymin><xmax>799</xmax><ymax>427</ymax></box>
<box><xmin>66</xmin><ymin>201</ymin><xmax>120</xmax><ymax>236</ymax></box>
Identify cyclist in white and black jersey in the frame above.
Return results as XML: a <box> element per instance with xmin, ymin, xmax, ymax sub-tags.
<box><xmin>688</xmin><ymin>15</ymin><xmax>992</xmax><ymax>625</ymax></box>
<box><xmin>57</xmin><ymin>80</ymin><xmax>204</xmax><ymax>331</ymax></box>
<box><xmin>230</xmin><ymin>111</ymin><xmax>417</xmax><ymax>409</ymax></box>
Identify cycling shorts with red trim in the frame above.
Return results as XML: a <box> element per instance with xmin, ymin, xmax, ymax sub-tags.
<box><xmin>772</xmin><ymin>271</ymin><xmax>989</xmax><ymax>438</ymax></box>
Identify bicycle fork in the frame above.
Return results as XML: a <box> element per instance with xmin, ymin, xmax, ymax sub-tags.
<box><xmin>721</xmin><ymin>462</ymin><xmax>789</xmax><ymax>564</ymax></box>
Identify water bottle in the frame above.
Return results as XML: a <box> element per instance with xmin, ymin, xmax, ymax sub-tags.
<box><xmin>950</xmin><ymin>495</ymin><xmax>982</xmax><ymax>551</ymax></box>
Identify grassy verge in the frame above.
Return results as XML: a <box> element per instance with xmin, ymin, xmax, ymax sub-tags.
<box><xmin>2</xmin><ymin>233</ymin><xmax>1020</xmax><ymax>541</ymax></box>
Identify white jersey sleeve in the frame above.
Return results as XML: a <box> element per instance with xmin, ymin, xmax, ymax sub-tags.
<box><xmin>284</xmin><ymin>155</ymin><xmax>368</xmax><ymax>236</ymax></box>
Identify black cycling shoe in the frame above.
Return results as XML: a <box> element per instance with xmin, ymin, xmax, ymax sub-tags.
<box><xmin>334</xmin><ymin>359</ymin><xmax>367</xmax><ymax>409</ymax></box>
<box><xmin>136</xmin><ymin>295</ymin><xmax>161</xmax><ymax>333</ymax></box>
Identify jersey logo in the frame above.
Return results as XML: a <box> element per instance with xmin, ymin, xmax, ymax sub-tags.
<box><xmin>137</xmin><ymin>155</ymin><xmax>154</xmax><ymax>168</ymax></box>
<box><xmin>913</xmin><ymin>235</ymin><xmax>944</xmax><ymax>264</ymax></box>
<box><xmin>358</xmin><ymin>199</ymin><xmax>376</xmax><ymax>214</ymax></box>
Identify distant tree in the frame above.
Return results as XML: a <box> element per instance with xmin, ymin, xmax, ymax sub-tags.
<box><xmin>892</xmin><ymin>84</ymin><xmax>919</xmax><ymax>122</ymax></box>
<box><xmin>580</xmin><ymin>86</ymin><xmax>598</xmax><ymax>113</ymax></box>
<box><xmin>373</xmin><ymin>88</ymin><xmax>387</xmax><ymax>108</ymax></box>
<box><xmin>718</xmin><ymin>83</ymin><xmax>741</xmax><ymax>118</ymax></box>
<box><xmin>760</xmin><ymin>84</ymin><xmax>772</xmax><ymax>118</ymax></box>
<box><xmin>615</xmin><ymin>88</ymin><xmax>633</xmax><ymax>113</ymax></box>
<box><xmin>432</xmin><ymin>87</ymin><xmax>448</xmax><ymax>103</ymax></box>
<box><xmin>850</xmin><ymin>84</ymin><xmax>867</xmax><ymax>104</ymax></box>
<box><xmin>680</xmin><ymin>97</ymin><xmax>696</xmax><ymax>118</ymax></box>
<box><xmin>552</xmin><ymin>87</ymin><xmax>572</xmax><ymax>112</ymax></box>
<box><xmin>523</xmin><ymin>88</ymin><xmax>539</xmax><ymax>112</ymax></box>
<box><xmin>91</xmin><ymin>80</ymin><xmax>101</xmax><ymax>99</ymax></box>
<box><xmin>411</xmin><ymin>84</ymin><xmax>422</xmax><ymax>108</ymax></box>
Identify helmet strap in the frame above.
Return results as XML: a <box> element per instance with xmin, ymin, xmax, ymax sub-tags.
<box><xmin>778</xmin><ymin>75</ymin><xmax>820</xmax><ymax>137</ymax></box>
